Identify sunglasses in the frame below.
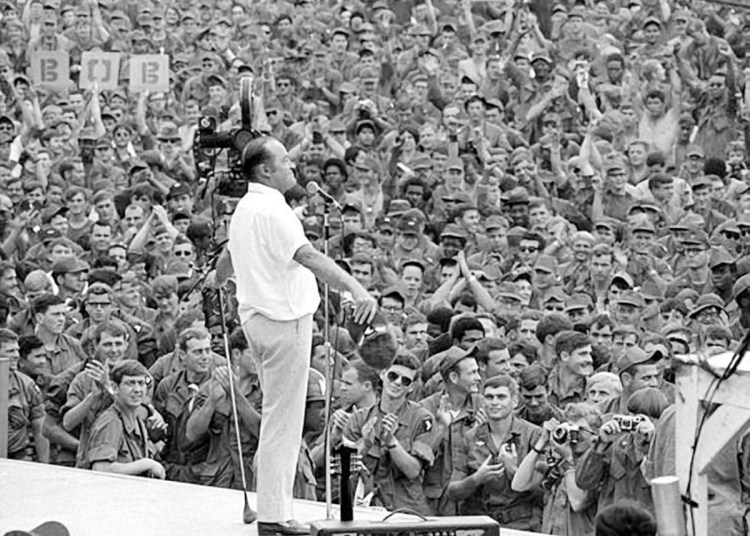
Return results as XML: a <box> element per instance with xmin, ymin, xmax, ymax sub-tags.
<box><xmin>519</xmin><ymin>246</ymin><xmax>538</xmax><ymax>252</ymax></box>
<box><xmin>276</xmin><ymin>82</ymin><xmax>291</xmax><ymax>88</ymax></box>
<box><xmin>722</xmin><ymin>231</ymin><xmax>740</xmax><ymax>240</ymax></box>
<box><xmin>386</xmin><ymin>370</ymin><xmax>414</xmax><ymax>387</ymax></box>
<box><xmin>173</xmin><ymin>250</ymin><xmax>192</xmax><ymax>257</ymax></box>
<box><xmin>159</xmin><ymin>138</ymin><xmax>181</xmax><ymax>144</ymax></box>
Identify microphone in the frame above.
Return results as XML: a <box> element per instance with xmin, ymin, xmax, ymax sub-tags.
<box><xmin>306</xmin><ymin>181</ymin><xmax>342</xmax><ymax>210</ymax></box>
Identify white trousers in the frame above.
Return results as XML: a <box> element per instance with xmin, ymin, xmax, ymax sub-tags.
<box><xmin>243</xmin><ymin>313</ymin><xmax>312</xmax><ymax>522</ymax></box>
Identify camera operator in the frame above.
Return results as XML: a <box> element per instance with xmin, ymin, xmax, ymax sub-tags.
<box><xmin>575</xmin><ymin>388</ymin><xmax>668</xmax><ymax>515</ymax></box>
<box><xmin>512</xmin><ymin>403</ymin><xmax>602</xmax><ymax>536</ymax></box>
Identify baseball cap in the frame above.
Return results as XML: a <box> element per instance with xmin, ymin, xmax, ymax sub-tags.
<box><xmin>565</xmin><ymin>293</ymin><xmax>593</xmax><ymax>312</ymax></box>
<box><xmin>669</xmin><ymin>213</ymin><xmax>705</xmax><ymax>231</ymax></box>
<box><xmin>631</xmin><ymin>218</ymin><xmax>656</xmax><ymax>234</ymax></box>
<box><xmin>445</xmin><ymin>157</ymin><xmax>464</xmax><ymax>171</ymax></box>
<box><xmin>440</xmin><ymin>224</ymin><xmax>468</xmax><ymax>240</ymax></box>
<box><xmin>534</xmin><ymin>255</ymin><xmax>558</xmax><ymax>274</ymax></box>
<box><xmin>530</xmin><ymin>51</ymin><xmax>553</xmax><ymax>64</ymax></box>
<box><xmin>38</xmin><ymin>228</ymin><xmax>62</xmax><ymax>243</ymax></box>
<box><xmin>567</xmin><ymin>5</ymin><xmax>585</xmax><ymax>19</ymax></box>
<box><xmin>387</xmin><ymin>199</ymin><xmax>411</xmax><ymax>217</ymax></box>
<box><xmin>681</xmin><ymin>229</ymin><xmax>709</xmax><ymax>247</ymax></box>
<box><xmin>504</xmin><ymin>187</ymin><xmax>530</xmax><ymax>205</ymax></box>
<box><xmin>381</xmin><ymin>285</ymin><xmax>407</xmax><ymax>303</ymax></box>
<box><xmin>709</xmin><ymin>248</ymin><xmax>736</xmax><ymax>269</ymax></box>
<box><xmin>734</xmin><ymin>273</ymin><xmax>750</xmax><ymax>300</ymax></box>
<box><xmin>542</xmin><ymin>287</ymin><xmax>567</xmax><ymax>304</ymax></box>
<box><xmin>52</xmin><ymin>255</ymin><xmax>90</xmax><ymax>274</ymax></box>
<box><xmin>691</xmin><ymin>175</ymin><xmax>712</xmax><ymax>191</ymax></box>
<box><xmin>594</xmin><ymin>218</ymin><xmax>619</xmax><ymax>232</ymax></box>
<box><xmin>167</xmin><ymin>183</ymin><xmax>190</xmax><ymax>200</ymax></box>
<box><xmin>438</xmin><ymin>345</ymin><xmax>478</xmax><ymax>377</ymax></box>
<box><xmin>40</xmin><ymin>205</ymin><xmax>69</xmax><ymax>225</ymax></box>
<box><xmin>411</xmin><ymin>156</ymin><xmax>431</xmax><ymax>170</ymax></box>
<box><xmin>616</xmin><ymin>345</ymin><xmax>664</xmax><ymax>374</ymax></box>
<box><xmin>496</xmin><ymin>282</ymin><xmax>523</xmax><ymax>301</ymax></box>
<box><xmin>715</xmin><ymin>219</ymin><xmax>741</xmax><ymax>235</ymax></box>
<box><xmin>483</xmin><ymin>215</ymin><xmax>507</xmax><ymax>231</ymax></box>
<box><xmin>342</xmin><ymin>199</ymin><xmax>364</xmax><ymax>214</ymax></box>
<box><xmin>686</xmin><ymin>144</ymin><xmax>705</xmax><ymax>157</ymax></box>
<box><xmin>615</xmin><ymin>290</ymin><xmax>645</xmax><ymax>308</ymax></box>
<box><xmin>610</xmin><ymin>271</ymin><xmax>634</xmax><ymax>289</ymax></box>
<box><xmin>397</xmin><ymin>218</ymin><xmax>421</xmax><ymax>235</ymax></box>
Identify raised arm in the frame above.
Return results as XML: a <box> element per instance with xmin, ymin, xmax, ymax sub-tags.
<box><xmin>293</xmin><ymin>244</ymin><xmax>377</xmax><ymax>324</ymax></box>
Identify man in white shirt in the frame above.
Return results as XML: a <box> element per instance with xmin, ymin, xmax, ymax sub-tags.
<box><xmin>228</xmin><ymin>137</ymin><xmax>376</xmax><ymax>536</ymax></box>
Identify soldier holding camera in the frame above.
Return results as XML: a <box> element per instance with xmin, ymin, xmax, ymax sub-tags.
<box><xmin>511</xmin><ymin>403</ymin><xmax>602</xmax><ymax>536</ymax></box>
<box><xmin>574</xmin><ymin>394</ymin><xmax>659</xmax><ymax>515</ymax></box>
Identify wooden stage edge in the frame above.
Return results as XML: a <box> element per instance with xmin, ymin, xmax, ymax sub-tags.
<box><xmin>0</xmin><ymin>460</ymin><xmax>546</xmax><ymax>536</ymax></box>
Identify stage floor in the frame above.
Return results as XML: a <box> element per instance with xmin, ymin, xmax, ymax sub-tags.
<box><xmin>0</xmin><ymin>460</ymin><xmax>546</xmax><ymax>536</ymax></box>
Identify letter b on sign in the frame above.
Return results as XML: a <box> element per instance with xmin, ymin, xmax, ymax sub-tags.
<box><xmin>41</xmin><ymin>58</ymin><xmax>58</xmax><ymax>83</ymax></box>
<box><xmin>30</xmin><ymin>51</ymin><xmax>70</xmax><ymax>89</ymax></box>
<box><xmin>130</xmin><ymin>55</ymin><xmax>169</xmax><ymax>93</ymax></box>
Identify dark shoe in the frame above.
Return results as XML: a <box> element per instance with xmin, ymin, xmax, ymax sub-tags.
<box><xmin>257</xmin><ymin>520</ymin><xmax>311</xmax><ymax>536</ymax></box>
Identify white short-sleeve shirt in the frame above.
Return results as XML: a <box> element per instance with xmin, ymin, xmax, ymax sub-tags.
<box><xmin>228</xmin><ymin>182</ymin><xmax>320</xmax><ymax>322</ymax></box>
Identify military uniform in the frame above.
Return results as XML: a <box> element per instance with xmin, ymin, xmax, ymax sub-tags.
<box><xmin>40</xmin><ymin>333</ymin><xmax>88</xmax><ymax>375</ymax></box>
<box><xmin>7</xmin><ymin>370</ymin><xmax>45</xmax><ymax>460</ymax></box>
<box><xmin>183</xmin><ymin>389</ymin><xmax>238</xmax><ymax>488</ymax></box>
<box><xmin>61</xmin><ymin>370</ymin><xmax>114</xmax><ymax>467</ymax></box>
<box><xmin>83</xmin><ymin>403</ymin><xmax>157</xmax><ymax>471</ymax></box>
<box><xmin>420</xmin><ymin>391</ymin><xmax>485</xmax><ymax>515</ymax></box>
<box><xmin>451</xmin><ymin>417</ymin><xmax>543</xmax><ymax>531</ymax></box>
<box><xmin>154</xmin><ymin>369</ymin><xmax>213</xmax><ymax>482</ymax></box>
<box><xmin>575</xmin><ymin>434</ymin><xmax>654</xmax><ymax>514</ymax></box>
<box><xmin>294</xmin><ymin>439</ymin><xmax>318</xmax><ymax>501</ymax></box>
<box><xmin>344</xmin><ymin>400</ymin><xmax>435</xmax><ymax>515</ymax></box>
<box><xmin>546</xmin><ymin>368</ymin><xmax>586</xmax><ymax>410</ymax></box>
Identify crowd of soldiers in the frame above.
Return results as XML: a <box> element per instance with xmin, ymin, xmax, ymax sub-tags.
<box><xmin>3</xmin><ymin>0</ymin><xmax>750</xmax><ymax>535</ymax></box>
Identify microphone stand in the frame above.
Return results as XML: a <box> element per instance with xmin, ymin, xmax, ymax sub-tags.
<box><xmin>322</xmin><ymin>199</ymin><xmax>334</xmax><ymax>520</ymax></box>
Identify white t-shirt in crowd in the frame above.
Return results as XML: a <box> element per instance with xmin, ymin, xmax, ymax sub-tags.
<box><xmin>228</xmin><ymin>182</ymin><xmax>320</xmax><ymax>323</ymax></box>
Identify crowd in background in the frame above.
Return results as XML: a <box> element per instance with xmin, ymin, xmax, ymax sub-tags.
<box><xmin>3</xmin><ymin>0</ymin><xmax>750</xmax><ymax>534</ymax></box>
